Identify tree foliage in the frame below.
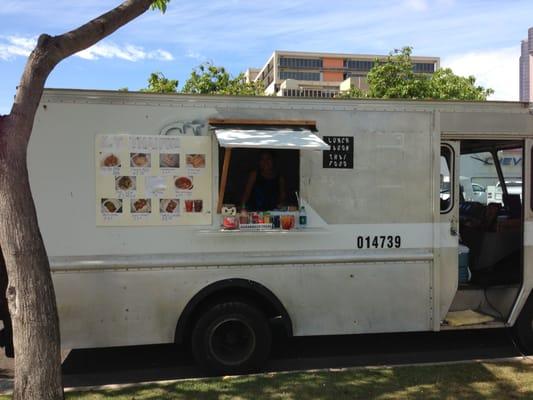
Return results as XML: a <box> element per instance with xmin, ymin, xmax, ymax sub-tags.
<box><xmin>341</xmin><ymin>47</ymin><xmax>494</xmax><ymax>101</ymax></box>
<box><xmin>151</xmin><ymin>0</ymin><xmax>170</xmax><ymax>12</ymax></box>
<box><xmin>181</xmin><ymin>62</ymin><xmax>264</xmax><ymax>95</ymax></box>
<box><xmin>426</xmin><ymin>68</ymin><xmax>493</xmax><ymax>100</ymax></box>
<box><xmin>140</xmin><ymin>72</ymin><xmax>178</xmax><ymax>93</ymax></box>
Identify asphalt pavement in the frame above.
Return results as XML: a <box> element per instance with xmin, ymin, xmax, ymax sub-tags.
<box><xmin>58</xmin><ymin>328</ymin><xmax>525</xmax><ymax>388</ymax></box>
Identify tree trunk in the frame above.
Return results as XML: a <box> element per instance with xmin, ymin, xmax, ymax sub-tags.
<box><xmin>0</xmin><ymin>116</ymin><xmax>63</xmax><ymax>399</ymax></box>
<box><xmin>0</xmin><ymin>1</ymin><xmax>160</xmax><ymax>398</ymax></box>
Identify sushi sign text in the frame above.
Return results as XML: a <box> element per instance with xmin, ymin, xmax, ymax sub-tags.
<box><xmin>322</xmin><ymin>136</ymin><xmax>354</xmax><ymax>169</ymax></box>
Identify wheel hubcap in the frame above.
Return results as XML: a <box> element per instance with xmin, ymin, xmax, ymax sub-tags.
<box><xmin>208</xmin><ymin>318</ymin><xmax>256</xmax><ymax>366</ymax></box>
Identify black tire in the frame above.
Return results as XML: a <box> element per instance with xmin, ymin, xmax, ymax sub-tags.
<box><xmin>514</xmin><ymin>295</ymin><xmax>533</xmax><ymax>354</ymax></box>
<box><xmin>191</xmin><ymin>301</ymin><xmax>271</xmax><ymax>375</ymax></box>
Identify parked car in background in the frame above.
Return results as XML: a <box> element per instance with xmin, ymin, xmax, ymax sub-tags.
<box><xmin>487</xmin><ymin>180</ymin><xmax>522</xmax><ymax>205</ymax></box>
<box><xmin>460</xmin><ymin>176</ymin><xmax>487</xmax><ymax>204</ymax></box>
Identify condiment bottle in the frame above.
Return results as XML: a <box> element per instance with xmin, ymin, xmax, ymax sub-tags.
<box><xmin>240</xmin><ymin>207</ymin><xmax>248</xmax><ymax>225</ymax></box>
<box><xmin>299</xmin><ymin>206</ymin><xmax>307</xmax><ymax>228</ymax></box>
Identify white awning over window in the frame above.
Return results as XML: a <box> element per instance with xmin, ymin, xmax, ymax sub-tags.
<box><xmin>214</xmin><ymin>128</ymin><xmax>330</xmax><ymax>151</ymax></box>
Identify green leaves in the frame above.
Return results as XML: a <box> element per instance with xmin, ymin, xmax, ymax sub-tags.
<box><xmin>427</xmin><ymin>68</ymin><xmax>494</xmax><ymax>100</ymax></box>
<box><xmin>337</xmin><ymin>87</ymin><xmax>367</xmax><ymax>99</ymax></box>
<box><xmin>181</xmin><ymin>62</ymin><xmax>264</xmax><ymax>96</ymax></box>
<box><xmin>343</xmin><ymin>47</ymin><xmax>493</xmax><ymax>101</ymax></box>
<box><xmin>139</xmin><ymin>63</ymin><xmax>264</xmax><ymax>96</ymax></box>
<box><xmin>151</xmin><ymin>0</ymin><xmax>170</xmax><ymax>13</ymax></box>
<box><xmin>140</xmin><ymin>72</ymin><xmax>178</xmax><ymax>93</ymax></box>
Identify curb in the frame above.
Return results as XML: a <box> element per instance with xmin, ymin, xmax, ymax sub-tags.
<box><xmin>0</xmin><ymin>355</ymin><xmax>531</xmax><ymax>396</ymax></box>
<box><xmin>64</xmin><ymin>355</ymin><xmax>533</xmax><ymax>393</ymax></box>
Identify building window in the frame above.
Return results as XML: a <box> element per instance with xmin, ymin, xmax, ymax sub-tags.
<box><xmin>257</xmin><ymin>67</ymin><xmax>274</xmax><ymax>86</ymax></box>
<box><xmin>279</xmin><ymin>71</ymin><xmax>321</xmax><ymax>81</ymax></box>
<box><xmin>345</xmin><ymin>60</ymin><xmax>374</xmax><ymax>71</ymax></box>
<box><xmin>279</xmin><ymin>57</ymin><xmax>322</xmax><ymax>69</ymax></box>
<box><xmin>413</xmin><ymin>63</ymin><xmax>435</xmax><ymax>73</ymax></box>
<box><xmin>282</xmin><ymin>89</ymin><xmax>338</xmax><ymax>98</ymax></box>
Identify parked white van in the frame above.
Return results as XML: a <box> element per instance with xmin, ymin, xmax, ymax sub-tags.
<box><xmin>460</xmin><ymin>176</ymin><xmax>487</xmax><ymax>204</ymax></box>
<box><xmin>487</xmin><ymin>180</ymin><xmax>523</xmax><ymax>205</ymax></box>
<box><xmin>1</xmin><ymin>89</ymin><xmax>532</xmax><ymax>374</ymax></box>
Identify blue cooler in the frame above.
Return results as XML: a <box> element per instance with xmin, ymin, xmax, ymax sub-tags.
<box><xmin>458</xmin><ymin>244</ymin><xmax>471</xmax><ymax>283</ymax></box>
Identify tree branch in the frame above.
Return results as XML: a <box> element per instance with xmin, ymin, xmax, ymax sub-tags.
<box><xmin>52</xmin><ymin>0</ymin><xmax>155</xmax><ymax>60</ymax></box>
<box><xmin>10</xmin><ymin>0</ymin><xmax>156</xmax><ymax>143</ymax></box>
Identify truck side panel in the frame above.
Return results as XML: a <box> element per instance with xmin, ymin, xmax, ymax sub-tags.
<box><xmin>54</xmin><ymin>261</ymin><xmax>431</xmax><ymax>349</ymax></box>
<box><xmin>28</xmin><ymin>92</ymin><xmax>533</xmax><ymax>349</ymax></box>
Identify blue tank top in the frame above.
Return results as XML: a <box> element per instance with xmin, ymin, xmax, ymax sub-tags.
<box><xmin>248</xmin><ymin>173</ymin><xmax>280</xmax><ymax>211</ymax></box>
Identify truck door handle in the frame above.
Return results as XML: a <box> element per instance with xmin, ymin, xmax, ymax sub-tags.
<box><xmin>450</xmin><ymin>216</ymin><xmax>458</xmax><ymax>236</ymax></box>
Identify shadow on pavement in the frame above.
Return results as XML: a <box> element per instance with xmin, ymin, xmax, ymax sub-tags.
<box><xmin>61</xmin><ymin>328</ymin><xmax>522</xmax><ymax>388</ymax></box>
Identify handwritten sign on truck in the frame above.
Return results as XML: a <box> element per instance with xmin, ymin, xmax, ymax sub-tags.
<box><xmin>322</xmin><ymin>136</ymin><xmax>354</xmax><ymax>169</ymax></box>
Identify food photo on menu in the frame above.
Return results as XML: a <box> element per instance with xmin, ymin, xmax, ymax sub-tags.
<box><xmin>160</xmin><ymin>199</ymin><xmax>180</xmax><ymax>214</ymax></box>
<box><xmin>131</xmin><ymin>198</ymin><xmax>151</xmax><ymax>214</ymax></box>
<box><xmin>185</xmin><ymin>199</ymin><xmax>203</xmax><ymax>213</ymax></box>
<box><xmin>130</xmin><ymin>153</ymin><xmax>151</xmax><ymax>168</ymax></box>
<box><xmin>174</xmin><ymin>176</ymin><xmax>193</xmax><ymax>190</ymax></box>
<box><xmin>160</xmin><ymin>153</ymin><xmax>180</xmax><ymax>168</ymax></box>
<box><xmin>115</xmin><ymin>176</ymin><xmax>136</xmax><ymax>191</ymax></box>
<box><xmin>101</xmin><ymin>198</ymin><xmax>123</xmax><ymax>214</ymax></box>
<box><xmin>186</xmin><ymin>154</ymin><xmax>206</xmax><ymax>168</ymax></box>
<box><xmin>100</xmin><ymin>153</ymin><xmax>121</xmax><ymax>168</ymax></box>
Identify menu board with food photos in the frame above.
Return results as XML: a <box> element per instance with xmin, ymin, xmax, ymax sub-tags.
<box><xmin>96</xmin><ymin>134</ymin><xmax>212</xmax><ymax>226</ymax></box>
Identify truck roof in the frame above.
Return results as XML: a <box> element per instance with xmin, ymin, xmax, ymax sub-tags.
<box><xmin>41</xmin><ymin>88</ymin><xmax>530</xmax><ymax>113</ymax></box>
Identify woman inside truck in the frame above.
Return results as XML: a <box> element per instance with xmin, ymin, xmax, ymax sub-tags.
<box><xmin>241</xmin><ymin>150</ymin><xmax>287</xmax><ymax>211</ymax></box>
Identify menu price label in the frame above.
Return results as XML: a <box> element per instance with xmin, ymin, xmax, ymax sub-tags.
<box><xmin>322</xmin><ymin>136</ymin><xmax>354</xmax><ymax>169</ymax></box>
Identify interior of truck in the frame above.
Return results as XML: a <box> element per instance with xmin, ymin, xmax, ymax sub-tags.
<box><xmin>218</xmin><ymin>147</ymin><xmax>300</xmax><ymax>208</ymax></box>
<box><xmin>444</xmin><ymin>139</ymin><xmax>524</xmax><ymax>326</ymax></box>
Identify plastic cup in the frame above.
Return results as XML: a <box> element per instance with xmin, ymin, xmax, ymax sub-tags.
<box><xmin>193</xmin><ymin>200</ymin><xmax>203</xmax><ymax>212</ymax></box>
<box><xmin>281</xmin><ymin>215</ymin><xmax>295</xmax><ymax>230</ymax></box>
<box><xmin>185</xmin><ymin>200</ymin><xmax>193</xmax><ymax>212</ymax></box>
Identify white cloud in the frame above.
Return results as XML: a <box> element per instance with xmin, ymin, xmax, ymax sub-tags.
<box><xmin>185</xmin><ymin>50</ymin><xmax>203</xmax><ymax>60</ymax></box>
<box><xmin>0</xmin><ymin>36</ymin><xmax>35</xmax><ymax>60</ymax></box>
<box><xmin>77</xmin><ymin>43</ymin><xmax>173</xmax><ymax>62</ymax></box>
<box><xmin>404</xmin><ymin>0</ymin><xmax>454</xmax><ymax>11</ymax></box>
<box><xmin>0</xmin><ymin>104</ymin><xmax>11</xmax><ymax>116</ymax></box>
<box><xmin>436</xmin><ymin>0</ymin><xmax>455</xmax><ymax>6</ymax></box>
<box><xmin>0</xmin><ymin>35</ymin><xmax>173</xmax><ymax>62</ymax></box>
<box><xmin>404</xmin><ymin>0</ymin><xmax>428</xmax><ymax>11</ymax></box>
<box><xmin>442</xmin><ymin>47</ymin><xmax>520</xmax><ymax>101</ymax></box>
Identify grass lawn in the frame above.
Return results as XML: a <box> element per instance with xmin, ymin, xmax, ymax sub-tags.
<box><xmin>3</xmin><ymin>360</ymin><xmax>533</xmax><ymax>399</ymax></box>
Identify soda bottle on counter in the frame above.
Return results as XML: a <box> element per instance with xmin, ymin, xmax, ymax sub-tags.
<box><xmin>299</xmin><ymin>206</ymin><xmax>307</xmax><ymax>228</ymax></box>
<box><xmin>239</xmin><ymin>207</ymin><xmax>249</xmax><ymax>225</ymax></box>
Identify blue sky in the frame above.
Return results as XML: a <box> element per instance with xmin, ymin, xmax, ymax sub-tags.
<box><xmin>0</xmin><ymin>0</ymin><xmax>531</xmax><ymax>114</ymax></box>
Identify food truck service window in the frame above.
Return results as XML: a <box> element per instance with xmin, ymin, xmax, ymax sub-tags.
<box><xmin>210</xmin><ymin>120</ymin><xmax>329</xmax><ymax>231</ymax></box>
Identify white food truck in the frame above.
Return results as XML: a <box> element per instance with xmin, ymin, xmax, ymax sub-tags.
<box><xmin>2</xmin><ymin>89</ymin><xmax>533</xmax><ymax>374</ymax></box>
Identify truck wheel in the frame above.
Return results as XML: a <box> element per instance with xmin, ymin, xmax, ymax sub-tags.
<box><xmin>191</xmin><ymin>301</ymin><xmax>271</xmax><ymax>375</ymax></box>
<box><xmin>514</xmin><ymin>296</ymin><xmax>533</xmax><ymax>354</ymax></box>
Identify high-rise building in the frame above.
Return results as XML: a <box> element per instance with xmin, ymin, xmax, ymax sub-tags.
<box><xmin>246</xmin><ymin>50</ymin><xmax>440</xmax><ymax>97</ymax></box>
<box><xmin>520</xmin><ymin>27</ymin><xmax>533</xmax><ymax>102</ymax></box>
